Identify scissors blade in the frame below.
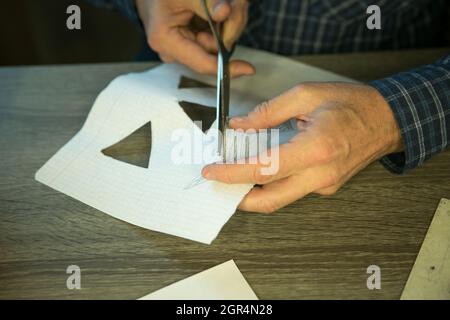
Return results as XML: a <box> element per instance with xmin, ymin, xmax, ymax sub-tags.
<box><xmin>201</xmin><ymin>0</ymin><xmax>231</xmax><ymax>161</ymax></box>
<box><xmin>217</xmin><ymin>48</ymin><xmax>230</xmax><ymax>160</ymax></box>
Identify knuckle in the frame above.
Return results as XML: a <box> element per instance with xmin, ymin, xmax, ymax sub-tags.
<box><xmin>252</xmin><ymin>168</ymin><xmax>270</xmax><ymax>185</ymax></box>
<box><xmin>293</xmin><ymin>82</ymin><xmax>321</xmax><ymax>102</ymax></box>
<box><xmin>294</xmin><ymin>83</ymin><xmax>307</xmax><ymax>94</ymax></box>
<box><xmin>322</xmin><ymin>169</ymin><xmax>340</xmax><ymax>188</ymax></box>
<box><xmin>314</xmin><ymin>137</ymin><xmax>337</xmax><ymax>163</ymax></box>
<box><xmin>258</xmin><ymin>199</ymin><xmax>279</xmax><ymax>214</ymax></box>
<box><xmin>293</xmin><ymin>83</ymin><xmax>310</xmax><ymax>98</ymax></box>
<box><xmin>147</xmin><ymin>33</ymin><xmax>161</xmax><ymax>52</ymax></box>
<box><xmin>253</xmin><ymin>101</ymin><xmax>272</xmax><ymax>124</ymax></box>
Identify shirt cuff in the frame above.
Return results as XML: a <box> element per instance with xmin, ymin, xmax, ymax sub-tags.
<box><xmin>370</xmin><ymin>56</ymin><xmax>450</xmax><ymax>174</ymax></box>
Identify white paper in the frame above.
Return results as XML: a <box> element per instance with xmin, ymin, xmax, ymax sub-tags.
<box><xmin>35</xmin><ymin>46</ymin><xmax>354</xmax><ymax>244</ymax></box>
<box><xmin>139</xmin><ymin>260</ymin><xmax>258</xmax><ymax>300</ymax></box>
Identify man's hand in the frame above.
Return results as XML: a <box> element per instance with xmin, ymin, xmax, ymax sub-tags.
<box><xmin>135</xmin><ymin>0</ymin><xmax>255</xmax><ymax>77</ymax></box>
<box><xmin>202</xmin><ymin>83</ymin><xmax>404</xmax><ymax>213</ymax></box>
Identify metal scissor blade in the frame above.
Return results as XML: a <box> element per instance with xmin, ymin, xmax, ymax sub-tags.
<box><xmin>201</xmin><ymin>0</ymin><xmax>231</xmax><ymax>161</ymax></box>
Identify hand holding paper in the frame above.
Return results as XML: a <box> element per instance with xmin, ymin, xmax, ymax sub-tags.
<box><xmin>203</xmin><ymin>82</ymin><xmax>403</xmax><ymax>213</ymax></box>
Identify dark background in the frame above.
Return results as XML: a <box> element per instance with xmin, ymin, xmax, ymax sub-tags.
<box><xmin>0</xmin><ymin>0</ymin><xmax>142</xmax><ymax>66</ymax></box>
<box><xmin>1</xmin><ymin>1</ymin><xmax>450</xmax><ymax>67</ymax></box>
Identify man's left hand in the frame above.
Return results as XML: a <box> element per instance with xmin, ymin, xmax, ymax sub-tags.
<box><xmin>202</xmin><ymin>83</ymin><xmax>404</xmax><ymax>213</ymax></box>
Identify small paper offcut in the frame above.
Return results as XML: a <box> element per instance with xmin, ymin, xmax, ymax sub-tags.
<box><xmin>139</xmin><ymin>260</ymin><xmax>258</xmax><ymax>300</ymax></box>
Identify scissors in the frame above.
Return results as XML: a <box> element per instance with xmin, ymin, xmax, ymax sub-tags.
<box><xmin>201</xmin><ymin>0</ymin><xmax>232</xmax><ymax>161</ymax></box>
<box><xmin>183</xmin><ymin>0</ymin><xmax>233</xmax><ymax>190</ymax></box>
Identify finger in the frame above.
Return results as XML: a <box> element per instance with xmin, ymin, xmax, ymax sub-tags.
<box><xmin>202</xmin><ymin>140</ymin><xmax>314</xmax><ymax>184</ymax></box>
<box><xmin>238</xmin><ymin>174</ymin><xmax>311</xmax><ymax>213</ymax></box>
<box><xmin>196</xmin><ymin>31</ymin><xmax>218</xmax><ymax>53</ymax></box>
<box><xmin>191</xmin><ymin>0</ymin><xmax>246</xmax><ymax>50</ymax></box>
<box><xmin>239</xmin><ymin>164</ymin><xmax>337</xmax><ymax>213</ymax></box>
<box><xmin>165</xmin><ymin>29</ymin><xmax>219</xmax><ymax>74</ymax></box>
<box><xmin>211</xmin><ymin>0</ymin><xmax>232</xmax><ymax>22</ymax></box>
<box><xmin>229</xmin><ymin>59</ymin><xmax>256</xmax><ymax>78</ymax></box>
<box><xmin>229</xmin><ymin>85</ymin><xmax>319</xmax><ymax>130</ymax></box>
<box><xmin>167</xmin><ymin>28</ymin><xmax>254</xmax><ymax>76</ymax></box>
<box><xmin>223</xmin><ymin>0</ymin><xmax>249</xmax><ymax>49</ymax></box>
<box><xmin>193</xmin><ymin>29</ymin><xmax>256</xmax><ymax>76</ymax></box>
<box><xmin>191</xmin><ymin>0</ymin><xmax>231</xmax><ymax>23</ymax></box>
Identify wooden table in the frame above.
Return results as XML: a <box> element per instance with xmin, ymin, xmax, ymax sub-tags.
<box><xmin>1</xmin><ymin>48</ymin><xmax>449</xmax><ymax>299</ymax></box>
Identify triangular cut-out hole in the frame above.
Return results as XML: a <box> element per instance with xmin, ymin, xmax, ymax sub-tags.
<box><xmin>179</xmin><ymin>101</ymin><xmax>216</xmax><ymax>133</ymax></box>
<box><xmin>101</xmin><ymin>121</ymin><xmax>152</xmax><ymax>168</ymax></box>
<box><xmin>178</xmin><ymin>76</ymin><xmax>215</xmax><ymax>89</ymax></box>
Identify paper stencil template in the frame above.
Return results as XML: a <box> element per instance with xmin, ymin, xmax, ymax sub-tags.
<box><xmin>35</xmin><ymin>66</ymin><xmax>253</xmax><ymax>244</ymax></box>
<box><xmin>139</xmin><ymin>260</ymin><xmax>258</xmax><ymax>300</ymax></box>
<box><xmin>35</xmin><ymin>47</ymin><xmax>354</xmax><ymax>244</ymax></box>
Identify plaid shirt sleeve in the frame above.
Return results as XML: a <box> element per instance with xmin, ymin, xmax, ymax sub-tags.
<box><xmin>86</xmin><ymin>0</ymin><xmax>139</xmax><ymax>23</ymax></box>
<box><xmin>370</xmin><ymin>54</ymin><xmax>450</xmax><ymax>174</ymax></box>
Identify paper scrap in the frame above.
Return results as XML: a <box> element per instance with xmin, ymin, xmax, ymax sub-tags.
<box><xmin>35</xmin><ymin>46</ymin><xmax>355</xmax><ymax>244</ymax></box>
<box><xmin>139</xmin><ymin>260</ymin><xmax>258</xmax><ymax>300</ymax></box>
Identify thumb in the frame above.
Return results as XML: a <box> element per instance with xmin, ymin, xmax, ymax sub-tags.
<box><xmin>192</xmin><ymin>0</ymin><xmax>232</xmax><ymax>23</ymax></box>
<box><xmin>222</xmin><ymin>0</ymin><xmax>249</xmax><ymax>49</ymax></box>
<box><xmin>229</xmin><ymin>85</ymin><xmax>318</xmax><ymax>130</ymax></box>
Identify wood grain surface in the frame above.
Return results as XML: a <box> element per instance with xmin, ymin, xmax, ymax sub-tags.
<box><xmin>0</xmin><ymin>48</ymin><xmax>449</xmax><ymax>299</ymax></box>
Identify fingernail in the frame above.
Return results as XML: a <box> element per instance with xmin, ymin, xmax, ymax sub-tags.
<box><xmin>202</xmin><ymin>168</ymin><xmax>212</xmax><ymax>179</ymax></box>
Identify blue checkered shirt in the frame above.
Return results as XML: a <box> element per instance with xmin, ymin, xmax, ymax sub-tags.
<box><xmin>88</xmin><ymin>0</ymin><xmax>450</xmax><ymax>174</ymax></box>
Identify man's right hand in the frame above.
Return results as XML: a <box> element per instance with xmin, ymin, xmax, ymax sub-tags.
<box><xmin>135</xmin><ymin>0</ymin><xmax>255</xmax><ymax>77</ymax></box>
